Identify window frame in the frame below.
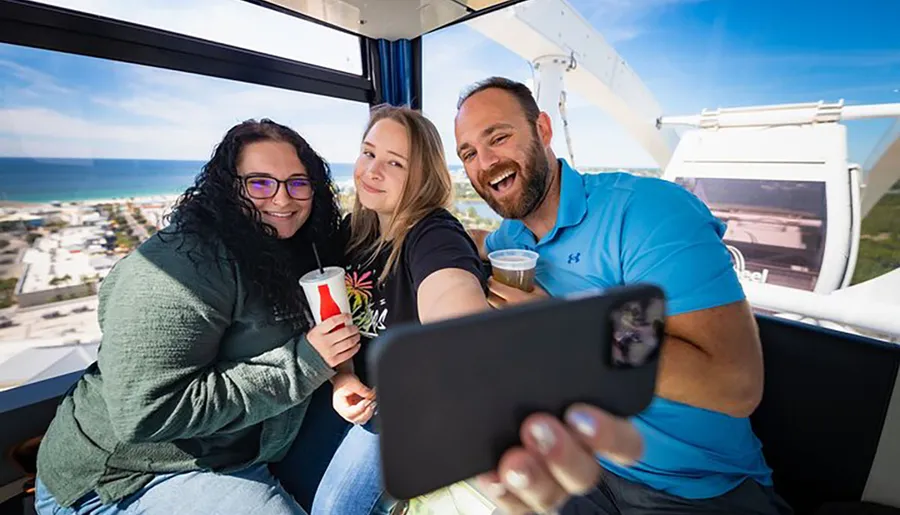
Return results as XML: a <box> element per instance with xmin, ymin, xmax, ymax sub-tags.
<box><xmin>0</xmin><ymin>0</ymin><xmax>374</xmax><ymax>103</ymax></box>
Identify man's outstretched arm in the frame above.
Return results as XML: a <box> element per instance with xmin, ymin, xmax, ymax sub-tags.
<box><xmin>655</xmin><ymin>300</ymin><xmax>763</xmax><ymax>417</ymax></box>
<box><xmin>485</xmin><ymin>282</ymin><xmax>763</xmax><ymax>417</ymax></box>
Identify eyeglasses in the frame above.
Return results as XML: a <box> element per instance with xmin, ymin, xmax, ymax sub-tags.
<box><xmin>242</xmin><ymin>174</ymin><xmax>313</xmax><ymax>200</ymax></box>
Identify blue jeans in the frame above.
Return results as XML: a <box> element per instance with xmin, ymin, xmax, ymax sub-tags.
<box><xmin>34</xmin><ymin>464</ymin><xmax>306</xmax><ymax>515</ymax></box>
<box><xmin>311</xmin><ymin>422</ymin><xmax>395</xmax><ymax>515</ymax></box>
<box><xmin>271</xmin><ymin>384</ymin><xmax>351</xmax><ymax>511</ymax></box>
<box><xmin>34</xmin><ymin>386</ymin><xmax>350</xmax><ymax>515</ymax></box>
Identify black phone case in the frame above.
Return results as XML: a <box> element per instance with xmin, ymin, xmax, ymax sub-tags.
<box><xmin>366</xmin><ymin>283</ymin><xmax>666</xmax><ymax>500</ymax></box>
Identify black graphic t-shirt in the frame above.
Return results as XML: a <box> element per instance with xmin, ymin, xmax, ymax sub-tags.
<box><xmin>341</xmin><ymin>209</ymin><xmax>486</xmax><ymax>385</ymax></box>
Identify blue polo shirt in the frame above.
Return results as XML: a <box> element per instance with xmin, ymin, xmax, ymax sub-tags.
<box><xmin>485</xmin><ymin>160</ymin><xmax>773</xmax><ymax>499</ymax></box>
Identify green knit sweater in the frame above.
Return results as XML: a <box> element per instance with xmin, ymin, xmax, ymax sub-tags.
<box><xmin>35</xmin><ymin>231</ymin><xmax>335</xmax><ymax>507</ymax></box>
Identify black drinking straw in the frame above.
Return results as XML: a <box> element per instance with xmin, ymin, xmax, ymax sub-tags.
<box><xmin>312</xmin><ymin>242</ymin><xmax>325</xmax><ymax>275</ymax></box>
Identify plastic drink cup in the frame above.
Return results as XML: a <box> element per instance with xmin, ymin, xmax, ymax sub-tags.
<box><xmin>488</xmin><ymin>249</ymin><xmax>540</xmax><ymax>292</ymax></box>
<box><xmin>299</xmin><ymin>266</ymin><xmax>352</xmax><ymax>326</ymax></box>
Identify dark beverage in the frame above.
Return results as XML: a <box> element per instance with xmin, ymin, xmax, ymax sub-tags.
<box><xmin>492</xmin><ymin>266</ymin><xmax>537</xmax><ymax>292</ymax></box>
<box><xmin>487</xmin><ymin>249</ymin><xmax>540</xmax><ymax>292</ymax></box>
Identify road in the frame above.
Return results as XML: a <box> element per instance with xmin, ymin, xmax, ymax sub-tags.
<box><xmin>123</xmin><ymin>209</ymin><xmax>149</xmax><ymax>240</ymax></box>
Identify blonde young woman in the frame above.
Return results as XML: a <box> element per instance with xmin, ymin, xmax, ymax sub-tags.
<box><xmin>309</xmin><ymin>104</ymin><xmax>492</xmax><ymax>514</ymax></box>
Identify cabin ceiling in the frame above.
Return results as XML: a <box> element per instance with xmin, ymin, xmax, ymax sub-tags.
<box><xmin>261</xmin><ymin>0</ymin><xmax>517</xmax><ymax>40</ymax></box>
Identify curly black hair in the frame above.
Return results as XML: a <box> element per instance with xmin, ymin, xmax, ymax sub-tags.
<box><xmin>161</xmin><ymin>119</ymin><xmax>343</xmax><ymax>332</ymax></box>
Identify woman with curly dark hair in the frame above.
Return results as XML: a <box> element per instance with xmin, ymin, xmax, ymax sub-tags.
<box><xmin>32</xmin><ymin>119</ymin><xmax>360</xmax><ymax>515</ymax></box>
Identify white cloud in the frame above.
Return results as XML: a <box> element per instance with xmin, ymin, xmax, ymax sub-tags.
<box><xmin>0</xmin><ymin>60</ymin><xmax>74</xmax><ymax>96</ymax></box>
<box><xmin>562</xmin><ymin>104</ymin><xmax>658</xmax><ymax>168</ymax></box>
<box><xmin>422</xmin><ymin>24</ymin><xmax>535</xmax><ymax>165</ymax></box>
<box><xmin>0</xmin><ymin>60</ymin><xmax>370</xmax><ymax>161</ymax></box>
<box><xmin>0</xmin><ymin>1</ymin><xmax>375</xmax><ymax>162</ymax></box>
<box><xmin>2</xmin><ymin>0</ymin><xmax>696</xmax><ymax>167</ymax></box>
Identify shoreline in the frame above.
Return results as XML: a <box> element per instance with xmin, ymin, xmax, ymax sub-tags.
<box><xmin>0</xmin><ymin>193</ymin><xmax>184</xmax><ymax>209</ymax></box>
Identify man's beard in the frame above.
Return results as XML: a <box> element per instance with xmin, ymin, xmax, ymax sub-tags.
<box><xmin>477</xmin><ymin>137</ymin><xmax>552</xmax><ymax>220</ymax></box>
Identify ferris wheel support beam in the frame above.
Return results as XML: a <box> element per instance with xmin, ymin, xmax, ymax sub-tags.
<box><xmin>532</xmin><ymin>55</ymin><xmax>576</xmax><ymax>165</ymax></box>
<box><xmin>466</xmin><ymin>0</ymin><xmax>678</xmax><ymax>168</ymax></box>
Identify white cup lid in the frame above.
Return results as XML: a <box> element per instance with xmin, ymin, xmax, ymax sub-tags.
<box><xmin>299</xmin><ymin>266</ymin><xmax>344</xmax><ymax>285</ymax></box>
<box><xmin>488</xmin><ymin>249</ymin><xmax>539</xmax><ymax>271</ymax></box>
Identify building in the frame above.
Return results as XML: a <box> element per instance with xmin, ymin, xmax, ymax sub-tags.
<box><xmin>0</xmin><ymin>214</ymin><xmax>43</xmax><ymax>232</ymax></box>
<box><xmin>14</xmin><ymin>227</ymin><xmax>118</xmax><ymax>308</ymax></box>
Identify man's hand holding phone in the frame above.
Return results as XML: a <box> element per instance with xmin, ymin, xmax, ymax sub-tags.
<box><xmin>476</xmin><ymin>404</ymin><xmax>643</xmax><ymax>514</ymax></box>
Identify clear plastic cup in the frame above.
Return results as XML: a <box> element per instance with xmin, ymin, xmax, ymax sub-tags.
<box><xmin>488</xmin><ymin>249</ymin><xmax>540</xmax><ymax>292</ymax></box>
<box><xmin>299</xmin><ymin>266</ymin><xmax>351</xmax><ymax>325</ymax></box>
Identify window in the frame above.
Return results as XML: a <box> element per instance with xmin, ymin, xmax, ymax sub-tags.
<box><xmin>31</xmin><ymin>0</ymin><xmax>363</xmax><ymax>74</ymax></box>
<box><xmin>422</xmin><ymin>16</ymin><xmax>534</xmax><ymax>231</ymax></box>
<box><xmin>676</xmin><ymin>177</ymin><xmax>827</xmax><ymax>292</ymax></box>
<box><xmin>423</xmin><ymin>0</ymin><xmax>898</xmax><ymax>342</ymax></box>
<box><xmin>0</xmin><ymin>42</ymin><xmax>369</xmax><ymax>391</ymax></box>
<box><xmin>852</xmin><ymin>179</ymin><xmax>900</xmax><ymax>285</ymax></box>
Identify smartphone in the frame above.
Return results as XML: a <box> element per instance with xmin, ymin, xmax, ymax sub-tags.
<box><xmin>366</xmin><ymin>283</ymin><xmax>666</xmax><ymax>500</ymax></box>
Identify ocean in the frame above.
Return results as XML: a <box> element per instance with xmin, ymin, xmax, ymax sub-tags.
<box><xmin>0</xmin><ymin>157</ymin><xmax>501</xmax><ymax>221</ymax></box>
<box><xmin>0</xmin><ymin>157</ymin><xmax>357</xmax><ymax>203</ymax></box>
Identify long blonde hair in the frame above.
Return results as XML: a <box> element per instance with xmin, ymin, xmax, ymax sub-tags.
<box><xmin>347</xmin><ymin>104</ymin><xmax>454</xmax><ymax>283</ymax></box>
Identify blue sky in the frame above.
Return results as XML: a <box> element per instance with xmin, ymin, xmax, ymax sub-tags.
<box><xmin>1</xmin><ymin>0</ymin><xmax>898</xmax><ymax>171</ymax></box>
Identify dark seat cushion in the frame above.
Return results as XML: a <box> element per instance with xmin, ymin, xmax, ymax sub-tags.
<box><xmin>751</xmin><ymin>315</ymin><xmax>900</xmax><ymax>514</ymax></box>
<box><xmin>816</xmin><ymin>502</ymin><xmax>900</xmax><ymax>515</ymax></box>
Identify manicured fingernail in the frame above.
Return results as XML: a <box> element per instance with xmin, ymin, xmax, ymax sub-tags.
<box><xmin>566</xmin><ymin>409</ymin><xmax>597</xmax><ymax>438</ymax></box>
<box><xmin>504</xmin><ymin>468</ymin><xmax>529</xmax><ymax>489</ymax></box>
<box><xmin>529</xmin><ymin>421</ymin><xmax>556</xmax><ymax>454</ymax></box>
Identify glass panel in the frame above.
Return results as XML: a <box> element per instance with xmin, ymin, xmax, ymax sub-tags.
<box><xmin>30</xmin><ymin>0</ymin><xmax>363</xmax><ymax>74</ymax></box>
<box><xmin>424</xmin><ymin>0</ymin><xmax>898</xmax><ymax>341</ymax></box>
<box><xmin>852</xmin><ymin>179</ymin><xmax>900</xmax><ymax>285</ymax></box>
<box><xmin>0</xmin><ymin>42</ymin><xmax>368</xmax><ymax>392</ymax></box>
<box><xmin>675</xmin><ymin>177</ymin><xmax>827</xmax><ymax>292</ymax></box>
<box><xmin>422</xmin><ymin>20</ymin><xmax>533</xmax><ymax>232</ymax></box>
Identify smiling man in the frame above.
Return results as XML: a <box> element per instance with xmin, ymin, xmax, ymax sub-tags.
<box><xmin>454</xmin><ymin>77</ymin><xmax>793</xmax><ymax>515</ymax></box>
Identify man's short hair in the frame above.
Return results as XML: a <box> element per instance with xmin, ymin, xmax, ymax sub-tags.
<box><xmin>457</xmin><ymin>76</ymin><xmax>541</xmax><ymax>126</ymax></box>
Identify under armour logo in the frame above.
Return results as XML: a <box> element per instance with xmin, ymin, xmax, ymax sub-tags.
<box><xmin>568</xmin><ymin>252</ymin><xmax>581</xmax><ymax>264</ymax></box>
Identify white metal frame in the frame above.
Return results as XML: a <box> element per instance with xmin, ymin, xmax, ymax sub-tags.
<box><xmin>467</xmin><ymin>0</ymin><xmax>679</xmax><ymax>168</ymax></box>
<box><xmin>842</xmin><ymin>164</ymin><xmax>862</xmax><ymax>289</ymax></box>
<box><xmin>661</xmin><ymin>122</ymin><xmax>855</xmax><ymax>295</ymax></box>
<box><xmin>744</xmin><ymin>281</ymin><xmax>900</xmax><ymax>341</ymax></box>
<box><xmin>657</xmin><ymin>102</ymin><xmax>900</xmax><ymax>339</ymax></box>
<box><xmin>659</xmin><ymin>101</ymin><xmax>900</xmax><ymax>129</ymax></box>
<box><xmin>532</xmin><ymin>54</ymin><xmax>577</xmax><ymax>164</ymax></box>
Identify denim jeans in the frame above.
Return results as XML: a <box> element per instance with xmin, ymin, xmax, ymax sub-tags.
<box><xmin>35</xmin><ymin>386</ymin><xmax>394</xmax><ymax>515</ymax></box>
<box><xmin>310</xmin><ymin>422</ymin><xmax>395</xmax><ymax>515</ymax></box>
<box><xmin>271</xmin><ymin>384</ymin><xmax>351</xmax><ymax>511</ymax></box>
<box><xmin>33</xmin><ymin>386</ymin><xmax>350</xmax><ymax>515</ymax></box>
<box><xmin>34</xmin><ymin>464</ymin><xmax>306</xmax><ymax>515</ymax></box>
